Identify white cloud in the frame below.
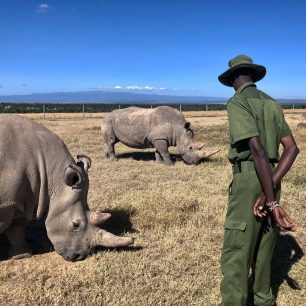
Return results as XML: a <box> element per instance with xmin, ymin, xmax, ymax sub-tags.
<box><xmin>89</xmin><ymin>85</ymin><xmax>199</xmax><ymax>94</ymax></box>
<box><xmin>37</xmin><ymin>3</ymin><xmax>51</xmax><ymax>13</ymax></box>
<box><xmin>126</xmin><ymin>85</ymin><xmax>143</xmax><ymax>90</ymax></box>
<box><xmin>124</xmin><ymin>85</ymin><xmax>167</xmax><ymax>91</ymax></box>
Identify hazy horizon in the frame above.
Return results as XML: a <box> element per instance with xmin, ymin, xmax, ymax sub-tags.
<box><xmin>1</xmin><ymin>88</ymin><xmax>306</xmax><ymax>104</ymax></box>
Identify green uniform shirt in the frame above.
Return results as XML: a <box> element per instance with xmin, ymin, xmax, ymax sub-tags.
<box><xmin>227</xmin><ymin>82</ymin><xmax>291</xmax><ymax>163</ymax></box>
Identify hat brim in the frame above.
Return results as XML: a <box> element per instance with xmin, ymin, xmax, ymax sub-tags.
<box><xmin>218</xmin><ymin>63</ymin><xmax>266</xmax><ymax>87</ymax></box>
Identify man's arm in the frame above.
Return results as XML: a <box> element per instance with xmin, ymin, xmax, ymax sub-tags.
<box><xmin>253</xmin><ymin>134</ymin><xmax>299</xmax><ymax>217</ymax></box>
<box><xmin>270</xmin><ymin>134</ymin><xmax>299</xmax><ymax>187</ymax></box>
<box><xmin>248</xmin><ymin>136</ymin><xmax>275</xmax><ymax>202</ymax></box>
<box><xmin>248</xmin><ymin>136</ymin><xmax>297</xmax><ymax>231</ymax></box>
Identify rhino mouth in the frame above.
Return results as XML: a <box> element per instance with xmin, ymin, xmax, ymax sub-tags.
<box><xmin>55</xmin><ymin>247</ymin><xmax>90</xmax><ymax>262</ymax></box>
<box><xmin>63</xmin><ymin>252</ymin><xmax>87</xmax><ymax>262</ymax></box>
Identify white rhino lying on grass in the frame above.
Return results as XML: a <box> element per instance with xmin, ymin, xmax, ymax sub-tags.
<box><xmin>0</xmin><ymin>115</ymin><xmax>133</xmax><ymax>261</ymax></box>
<box><xmin>102</xmin><ymin>106</ymin><xmax>220</xmax><ymax>165</ymax></box>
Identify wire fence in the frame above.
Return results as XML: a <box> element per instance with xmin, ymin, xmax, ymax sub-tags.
<box><xmin>0</xmin><ymin>103</ymin><xmax>305</xmax><ymax>117</ymax></box>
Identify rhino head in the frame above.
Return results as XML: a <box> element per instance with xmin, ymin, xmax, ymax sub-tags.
<box><xmin>45</xmin><ymin>155</ymin><xmax>133</xmax><ymax>261</ymax></box>
<box><xmin>181</xmin><ymin>147</ymin><xmax>221</xmax><ymax>164</ymax></box>
<box><xmin>177</xmin><ymin>122</ymin><xmax>220</xmax><ymax>164</ymax></box>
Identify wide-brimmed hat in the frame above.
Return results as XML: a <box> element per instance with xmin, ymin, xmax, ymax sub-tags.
<box><xmin>218</xmin><ymin>54</ymin><xmax>266</xmax><ymax>87</ymax></box>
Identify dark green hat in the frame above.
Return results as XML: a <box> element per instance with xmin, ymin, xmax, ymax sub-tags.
<box><xmin>218</xmin><ymin>54</ymin><xmax>266</xmax><ymax>87</ymax></box>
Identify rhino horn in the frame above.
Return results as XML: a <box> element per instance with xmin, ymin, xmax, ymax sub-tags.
<box><xmin>88</xmin><ymin>211</ymin><xmax>111</xmax><ymax>226</ymax></box>
<box><xmin>199</xmin><ymin>147</ymin><xmax>221</xmax><ymax>159</ymax></box>
<box><xmin>93</xmin><ymin>229</ymin><xmax>134</xmax><ymax>248</ymax></box>
<box><xmin>194</xmin><ymin>142</ymin><xmax>205</xmax><ymax>150</ymax></box>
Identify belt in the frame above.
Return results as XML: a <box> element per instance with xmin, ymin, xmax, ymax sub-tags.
<box><xmin>232</xmin><ymin>160</ymin><xmax>275</xmax><ymax>174</ymax></box>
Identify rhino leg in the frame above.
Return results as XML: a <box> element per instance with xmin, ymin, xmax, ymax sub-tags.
<box><xmin>105</xmin><ymin>142</ymin><xmax>118</xmax><ymax>161</ymax></box>
<box><xmin>155</xmin><ymin>151</ymin><xmax>163</xmax><ymax>163</ymax></box>
<box><xmin>5</xmin><ymin>217</ymin><xmax>32</xmax><ymax>259</ymax></box>
<box><xmin>102</xmin><ymin>123</ymin><xmax>118</xmax><ymax>161</ymax></box>
<box><xmin>0</xmin><ymin>205</ymin><xmax>15</xmax><ymax>234</ymax></box>
<box><xmin>103</xmin><ymin>143</ymin><xmax>118</xmax><ymax>161</ymax></box>
<box><xmin>152</xmin><ymin>139</ymin><xmax>174</xmax><ymax>166</ymax></box>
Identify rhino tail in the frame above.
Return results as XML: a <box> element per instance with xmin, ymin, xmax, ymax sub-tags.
<box><xmin>100</xmin><ymin>120</ymin><xmax>107</xmax><ymax>138</ymax></box>
<box><xmin>101</xmin><ymin>117</ymin><xmax>115</xmax><ymax>140</ymax></box>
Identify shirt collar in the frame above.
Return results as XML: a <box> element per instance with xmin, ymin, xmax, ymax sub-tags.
<box><xmin>236</xmin><ymin>82</ymin><xmax>256</xmax><ymax>94</ymax></box>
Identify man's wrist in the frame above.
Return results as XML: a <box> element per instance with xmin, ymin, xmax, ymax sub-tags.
<box><xmin>266</xmin><ymin>200</ymin><xmax>280</xmax><ymax>211</ymax></box>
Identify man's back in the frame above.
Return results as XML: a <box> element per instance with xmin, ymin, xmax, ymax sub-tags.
<box><xmin>227</xmin><ymin>82</ymin><xmax>291</xmax><ymax>163</ymax></box>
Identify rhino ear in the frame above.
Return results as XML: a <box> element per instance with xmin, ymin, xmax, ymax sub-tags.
<box><xmin>77</xmin><ymin>155</ymin><xmax>92</xmax><ymax>172</ymax></box>
<box><xmin>184</xmin><ymin>121</ymin><xmax>191</xmax><ymax>129</ymax></box>
<box><xmin>64</xmin><ymin>164</ymin><xmax>84</xmax><ymax>188</ymax></box>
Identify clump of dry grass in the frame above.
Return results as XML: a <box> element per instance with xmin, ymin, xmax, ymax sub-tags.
<box><xmin>297</xmin><ymin>122</ymin><xmax>306</xmax><ymax>129</ymax></box>
<box><xmin>0</xmin><ymin>112</ymin><xmax>305</xmax><ymax>306</ymax></box>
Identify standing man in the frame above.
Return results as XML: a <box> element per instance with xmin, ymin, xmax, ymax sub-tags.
<box><xmin>218</xmin><ymin>55</ymin><xmax>299</xmax><ymax>306</ymax></box>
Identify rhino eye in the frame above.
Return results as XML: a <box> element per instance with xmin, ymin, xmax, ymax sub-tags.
<box><xmin>189</xmin><ymin>146</ymin><xmax>193</xmax><ymax>150</ymax></box>
<box><xmin>72</xmin><ymin>220</ymin><xmax>81</xmax><ymax>231</ymax></box>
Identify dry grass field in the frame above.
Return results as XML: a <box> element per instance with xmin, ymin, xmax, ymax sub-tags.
<box><xmin>0</xmin><ymin>110</ymin><xmax>305</xmax><ymax>306</ymax></box>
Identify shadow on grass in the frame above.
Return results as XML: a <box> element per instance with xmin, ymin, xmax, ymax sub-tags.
<box><xmin>271</xmin><ymin>233</ymin><xmax>304</xmax><ymax>296</ymax></box>
<box><xmin>94</xmin><ymin>207</ymin><xmax>142</xmax><ymax>253</ymax></box>
<box><xmin>117</xmin><ymin>151</ymin><xmax>158</xmax><ymax>161</ymax></box>
<box><xmin>101</xmin><ymin>208</ymin><xmax>138</xmax><ymax>235</ymax></box>
<box><xmin>0</xmin><ymin>220</ymin><xmax>53</xmax><ymax>261</ymax></box>
<box><xmin>117</xmin><ymin>151</ymin><xmax>217</xmax><ymax>165</ymax></box>
<box><xmin>247</xmin><ymin>233</ymin><xmax>303</xmax><ymax>305</ymax></box>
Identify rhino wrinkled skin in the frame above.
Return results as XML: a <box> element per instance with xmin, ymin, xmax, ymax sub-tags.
<box><xmin>102</xmin><ymin>106</ymin><xmax>219</xmax><ymax>165</ymax></box>
<box><xmin>0</xmin><ymin>115</ymin><xmax>133</xmax><ymax>261</ymax></box>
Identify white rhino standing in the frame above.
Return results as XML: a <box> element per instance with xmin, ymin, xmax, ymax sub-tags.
<box><xmin>102</xmin><ymin>106</ymin><xmax>219</xmax><ymax>165</ymax></box>
<box><xmin>0</xmin><ymin>115</ymin><xmax>133</xmax><ymax>261</ymax></box>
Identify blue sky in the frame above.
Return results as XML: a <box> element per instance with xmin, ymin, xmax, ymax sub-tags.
<box><xmin>1</xmin><ymin>0</ymin><xmax>306</xmax><ymax>98</ymax></box>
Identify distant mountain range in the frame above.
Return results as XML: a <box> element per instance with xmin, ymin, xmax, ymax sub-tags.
<box><xmin>0</xmin><ymin>90</ymin><xmax>305</xmax><ymax>104</ymax></box>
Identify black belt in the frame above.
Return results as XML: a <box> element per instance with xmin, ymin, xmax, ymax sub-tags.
<box><xmin>232</xmin><ymin>160</ymin><xmax>275</xmax><ymax>174</ymax></box>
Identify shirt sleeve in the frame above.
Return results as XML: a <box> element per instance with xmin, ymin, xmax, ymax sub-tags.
<box><xmin>281</xmin><ymin>118</ymin><xmax>292</xmax><ymax>138</ymax></box>
<box><xmin>227</xmin><ymin>95</ymin><xmax>259</xmax><ymax>143</ymax></box>
<box><xmin>276</xmin><ymin>104</ymin><xmax>292</xmax><ymax>138</ymax></box>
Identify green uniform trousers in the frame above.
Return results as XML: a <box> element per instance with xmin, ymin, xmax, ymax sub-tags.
<box><xmin>220</xmin><ymin>161</ymin><xmax>279</xmax><ymax>306</ymax></box>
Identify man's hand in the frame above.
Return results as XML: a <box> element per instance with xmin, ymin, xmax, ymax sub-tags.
<box><xmin>254</xmin><ymin>193</ymin><xmax>296</xmax><ymax>231</ymax></box>
<box><xmin>272</xmin><ymin>207</ymin><xmax>296</xmax><ymax>231</ymax></box>
<box><xmin>253</xmin><ymin>192</ymin><xmax>268</xmax><ymax>218</ymax></box>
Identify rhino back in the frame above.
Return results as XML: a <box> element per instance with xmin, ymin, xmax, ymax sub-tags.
<box><xmin>0</xmin><ymin>115</ymin><xmax>73</xmax><ymax>222</ymax></box>
<box><xmin>108</xmin><ymin>107</ymin><xmax>154</xmax><ymax>148</ymax></box>
<box><xmin>107</xmin><ymin>106</ymin><xmax>186</xmax><ymax>147</ymax></box>
<box><xmin>151</xmin><ymin>106</ymin><xmax>185</xmax><ymax>126</ymax></box>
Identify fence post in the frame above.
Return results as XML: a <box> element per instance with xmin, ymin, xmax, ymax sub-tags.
<box><xmin>82</xmin><ymin>104</ymin><xmax>85</xmax><ymax>118</ymax></box>
<box><xmin>206</xmin><ymin>104</ymin><xmax>208</xmax><ymax>111</ymax></box>
<box><xmin>43</xmin><ymin>104</ymin><xmax>46</xmax><ymax>119</ymax></box>
<box><xmin>119</xmin><ymin>104</ymin><xmax>121</xmax><ymax>110</ymax></box>
<box><xmin>179</xmin><ymin>104</ymin><xmax>182</xmax><ymax>112</ymax></box>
